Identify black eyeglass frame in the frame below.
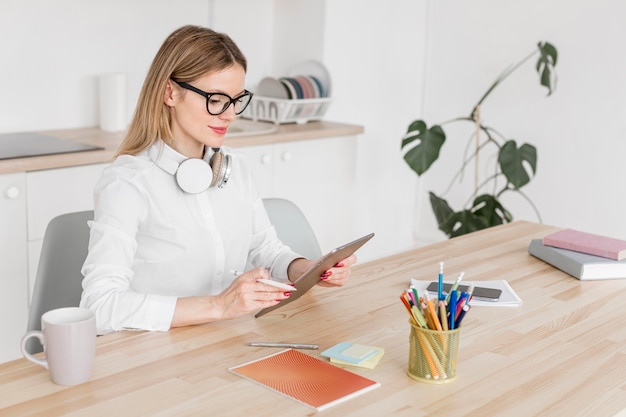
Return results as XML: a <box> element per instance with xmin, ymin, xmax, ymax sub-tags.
<box><xmin>172</xmin><ymin>80</ymin><xmax>253</xmax><ymax>116</ymax></box>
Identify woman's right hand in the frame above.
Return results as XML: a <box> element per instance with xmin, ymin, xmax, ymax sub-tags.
<box><xmin>171</xmin><ymin>267</ymin><xmax>292</xmax><ymax>327</ymax></box>
<box><xmin>216</xmin><ymin>267</ymin><xmax>293</xmax><ymax>320</ymax></box>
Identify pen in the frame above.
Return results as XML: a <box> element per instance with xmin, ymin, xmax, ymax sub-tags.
<box><xmin>437</xmin><ymin>262</ymin><xmax>444</xmax><ymax>301</ymax></box>
<box><xmin>230</xmin><ymin>269</ymin><xmax>243</xmax><ymax>276</ymax></box>
<box><xmin>449</xmin><ymin>290</ymin><xmax>458</xmax><ymax>329</ymax></box>
<box><xmin>456</xmin><ymin>305</ymin><xmax>471</xmax><ymax>327</ymax></box>
<box><xmin>245</xmin><ymin>342</ymin><xmax>319</xmax><ymax>350</ymax></box>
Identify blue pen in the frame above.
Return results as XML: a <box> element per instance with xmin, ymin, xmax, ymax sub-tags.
<box><xmin>437</xmin><ymin>262</ymin><xmax>444</xmax><ymax>301</ymax></box>
<box><xmin>449</xmin><ymin>290</ymin><xmax>457</xmax><ymax>329</ymax></box>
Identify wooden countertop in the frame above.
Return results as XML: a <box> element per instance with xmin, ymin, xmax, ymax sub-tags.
<box><xmin>0</xmin><ymin>121</ymin><xmax>364</xmax><ymax>174</ymax></box>
<box><xmin>3</xmin><ymin>221</ymin><xmax>626</xmax><ymax>416</ymax></box>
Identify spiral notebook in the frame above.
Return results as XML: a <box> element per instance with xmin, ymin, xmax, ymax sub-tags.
<box><xmin>229</xmin><ymin>349</ymin><xmax>380</xmax><ymax>411</ymax></box>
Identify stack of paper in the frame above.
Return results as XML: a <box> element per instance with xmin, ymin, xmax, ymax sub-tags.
<box><xmin>321</xmin><ymin>342</ymin><xmax>385</xmax><ymax>369</ymax></box>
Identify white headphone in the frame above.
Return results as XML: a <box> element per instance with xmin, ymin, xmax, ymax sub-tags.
<box><xmin>149</xmin><ymin>144</ymin><xmax>232</xmax><ymax>193</ymax></box>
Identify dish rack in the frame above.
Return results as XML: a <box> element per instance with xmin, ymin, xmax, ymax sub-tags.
<box><xmin>241</xmin><ymin>96</ymin><xmax>332</xmax><ymax>125</ymax></box>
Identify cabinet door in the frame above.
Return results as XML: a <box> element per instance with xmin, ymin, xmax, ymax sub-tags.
<box><xmin>26</xmin><ymin>163</ymin><xmax>109</xmax><ymax>300</ymax></box>
<box><xmin>272</xmin><ymin>137</ymin><xmax>357</xmax><ymax>252</ymax></box>
<box><xmin>0</xmin><ymin>173</ymin><xmax>28</xmax><ymax>363</ymax></box>
<box><xmin>239</xmin><ymin>136</ymin><xmax>358</xmax><ymax>253</ymax></box>
<box><xmin>237</xmin><ymin>144</ymin><xmax>275</xmax><ymax>198</ymax></box>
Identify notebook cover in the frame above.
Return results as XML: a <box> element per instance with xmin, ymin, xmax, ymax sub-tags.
<box><xmin>229</xmin><ymin>349</ymin><xmax>380</xmax><ymax>411</ymax></box>
<box><xmin>543</xmin><ymin>228</ymin><xmax>626</xmax><ymax>261</ymax></box>
<box><xmin>528</xmin><ymin>239</ymin><xmax>626</xmax><ymax>280</ymax></box>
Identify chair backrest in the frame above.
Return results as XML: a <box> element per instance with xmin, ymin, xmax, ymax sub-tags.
<box><xmin>25</xmin><ymin>210</ymin><xmax>93</xmax><ymax>353</ymax></box>
<box><xmin>263</xmin><ymin>198</ymin><xmax>322</xmax><ymax>260</ymax></box>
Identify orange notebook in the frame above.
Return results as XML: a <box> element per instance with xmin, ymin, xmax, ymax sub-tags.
<box><xmin>229</xmin><ymin>349</ymin><xmax>380</xmax><ymax>411</ymax></box>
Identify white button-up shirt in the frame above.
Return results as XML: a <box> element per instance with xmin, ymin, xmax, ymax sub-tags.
<box><xmin>80</xmin><ymin>141</ymin><xmax>299</xmax><ymax>334</ymax></box>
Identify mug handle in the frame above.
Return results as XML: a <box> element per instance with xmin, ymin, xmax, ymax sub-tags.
<box><xmin>20</xmin><ymin>331</ymin><xmax>48</xmax><ymax>369</ymax></box>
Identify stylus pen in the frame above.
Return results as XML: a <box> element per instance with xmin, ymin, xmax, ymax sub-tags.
<box><xmin>245</xmin><ymin>342</ymin><xmax>319</xmax><ymax>350</ymax></box>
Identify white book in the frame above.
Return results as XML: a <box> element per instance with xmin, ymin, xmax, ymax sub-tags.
<box><xmin>528</xmin><ymin>239</ymin><xmax>626</xmax><ymax>280</ymax></box>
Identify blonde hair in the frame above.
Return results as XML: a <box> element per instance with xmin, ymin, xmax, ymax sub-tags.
<box><xmin>116</xmin><ymin>25</ymin><xmax>247</xmax><ymax>156</ymax></box>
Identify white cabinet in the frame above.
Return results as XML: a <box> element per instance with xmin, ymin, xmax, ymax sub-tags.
<box><xmin>238</xmin><ymin>136</ymin><xmax>357</xmax><ymax>252</ymax></box>
<box><xmin>0</xmin><ymin>163</ymin><xmax>108</xmax><ymax>364</ymax></box>
<box><xmin>0</xmin><ymin>173</ymin><xmax>28</xmax><ymax>364</ymax></box>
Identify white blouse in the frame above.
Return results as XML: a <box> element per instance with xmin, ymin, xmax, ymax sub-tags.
<box><xmin>80</xmin><ymin>141</ymin><xmax>299</xmax><ymax>334</ymax></box>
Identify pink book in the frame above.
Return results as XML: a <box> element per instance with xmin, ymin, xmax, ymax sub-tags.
<box><xmin>543</xmin><ymin>228</ymin><xmax>626</xmax><ymax>261</ymax></box>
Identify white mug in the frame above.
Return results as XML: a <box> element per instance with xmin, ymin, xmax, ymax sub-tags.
<box><xmin>21</xmin><ymin>307</ymin><xmax>96</xmax><ymax>386</ymax></box>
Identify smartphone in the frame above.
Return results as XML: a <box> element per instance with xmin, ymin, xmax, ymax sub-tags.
<box><xmin>425</xmin><ymin>282</ymin><xmax>502</xmax><ymax>302</ymax></box>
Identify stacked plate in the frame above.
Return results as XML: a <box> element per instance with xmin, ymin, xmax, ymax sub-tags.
<box><xmin>257</xmin><ymin>60</ymin><xmax>331</xmax><ymax>99</ymax></box>
<box><xmin>244</xmin><ymin>60</ymin><xmax>333</xmax><ymax>124</ymax></box>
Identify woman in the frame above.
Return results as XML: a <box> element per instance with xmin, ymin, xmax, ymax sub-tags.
<box><xmin>80</xmin><ymin>25</ymin><xmax>356</xmax><ymax>335</ymax></box>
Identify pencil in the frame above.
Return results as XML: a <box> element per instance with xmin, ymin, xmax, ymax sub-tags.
<box><xmin>438</xmin><ymin>300</ymin><xmax>448</xmax><ymax>331</ymax></box>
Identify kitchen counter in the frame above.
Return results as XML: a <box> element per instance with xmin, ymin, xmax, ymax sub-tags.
<box><xmin>0</xmin><ymin>121</ymin><xmax>364</xmax><ymax>175</ymax></box>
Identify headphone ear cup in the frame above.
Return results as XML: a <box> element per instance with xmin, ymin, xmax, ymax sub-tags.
<box><xmin>209</xmin><ymin>151</ymin><xmax>223</xmax><ymax>187</ymax></box>
<box><xmin>209</xmin><ymin>151</ymin><xmax>231</xmax><ymax>188</ymax></box>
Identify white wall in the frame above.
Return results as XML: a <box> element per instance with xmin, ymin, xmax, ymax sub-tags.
<box><xmin>0</xmin><ymin>0</ymin><xmax>210</xmax><ymax>133</ymax></box>
<box><xmin>321</xmin><ymin>0</ymin><xmax>429</xmax><ymax>261</ymax></box>
<box><xmin>2</xmin><ymin>0</ymin><xmax>626</xmax><ymax>263</ymax></box>
<box><xmin>416</xmin><ymin>0</ymin><xmax>626</xmax><ymax>245</ymax></box>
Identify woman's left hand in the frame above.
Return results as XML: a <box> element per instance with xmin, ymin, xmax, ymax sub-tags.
<box><xmin>318</xmin><ymin>254</ymin><xmax>357</xmax><ymax>287</ymax></box>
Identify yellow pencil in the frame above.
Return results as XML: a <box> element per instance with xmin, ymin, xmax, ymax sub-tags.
<box><xmin>439</xmin><ymin>300</ymin><xmax>448</xmax><ymax>331</ymax></box>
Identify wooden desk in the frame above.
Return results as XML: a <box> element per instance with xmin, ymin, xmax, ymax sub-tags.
<box><xmin>2</xmin><ymin>221</ymin><xmax>626</xmax><ymax>416</ymax></box>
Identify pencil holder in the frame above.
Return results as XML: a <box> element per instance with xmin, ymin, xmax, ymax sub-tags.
<box><xmin>407</xmin><ymin>322</ymin><xmax>461</xmax><ymax>384</ymax></box>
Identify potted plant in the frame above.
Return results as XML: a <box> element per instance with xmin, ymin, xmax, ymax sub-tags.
<box><xmin>401</xmin><ymin>42</ymin><xmax>558</xmax><ymax>238</ymax></box>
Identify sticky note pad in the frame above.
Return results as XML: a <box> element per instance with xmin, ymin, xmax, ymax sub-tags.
<box><xmin>321</xmin><ymin>342</ymin><xmax>381</xmax><ymax>365</ymax></box>
<box><xmin>330</xmin><ymin>348</ymin><xmax>385</xmax><ymax>369</ymax></box>
<box><xmin>342</xmin><ymin>344</ymin><xmax>378</xmax><ymax>360</ymax></box>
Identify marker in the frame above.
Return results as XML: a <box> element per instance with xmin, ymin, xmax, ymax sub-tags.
<box><xmin>245</xmin><ymin>342</ymin><xmax>318</xmax><ymax>350</ymax></box>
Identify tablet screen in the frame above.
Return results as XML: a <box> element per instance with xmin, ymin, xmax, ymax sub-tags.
<box><xmin>255</xmin><ymin>232</ymin><xmax>375</xmax><ymax>318</ymax></box>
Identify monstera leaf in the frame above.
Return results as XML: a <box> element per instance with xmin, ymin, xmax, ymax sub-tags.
<box><xmin>430</xmin><ymin>193</ymin><xmax>513</xmax><ymax>238</ymax></box>
<box><xmin>498</xmin><ymin>140</ymin><xmax>537</xmax><ymax>189</ymax></box>
<box><xmin>401</xmin><ymin>120</ymin><xmax>445</xmax><ymax>176</ymax></box>
<box><xmin>537</xmin><ymin>42</ymin><xmax>558</xmax><ymax>95</ymax></box>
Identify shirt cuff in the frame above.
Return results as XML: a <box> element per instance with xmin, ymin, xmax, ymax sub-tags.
<box><xmin>270</xmin><ymin>251</ymin><xmax>302</xmax><ymax>282</ymax></box>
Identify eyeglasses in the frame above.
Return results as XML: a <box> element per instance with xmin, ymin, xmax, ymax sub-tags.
<box><xmin>173</xmin><ymin>80</ymin><xmax>253</xmax><ymax>116</ymax></box>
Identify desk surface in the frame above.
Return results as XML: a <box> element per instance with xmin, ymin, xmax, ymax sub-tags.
<box><xmin>2</xmin><ymin>221</ymin><xmax>626</xmax><ymax>416</ymax></box>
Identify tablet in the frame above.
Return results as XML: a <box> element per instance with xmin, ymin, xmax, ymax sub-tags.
<box><xmin>255</xmin><ymin>232</ymin><xmax>375</xmax><ymax>318</ymax></box>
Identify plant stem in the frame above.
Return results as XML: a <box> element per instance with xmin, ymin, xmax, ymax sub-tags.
<box><xmin>470</xmin><ymin>48</ymin><xmax>540</xmax><ymax>118</ymax></box>
<box><xmin>496</xmin><ymin>186</ymin><xmax>543</xmax><ymax>223</ymax></box>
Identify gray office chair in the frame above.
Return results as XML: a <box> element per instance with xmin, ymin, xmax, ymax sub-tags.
<box><xmin>25</xmin><ymin>210</ymin><xmax>93</xmax><ymax>353</ymax></box>
<box><xmin>263</xmin><ymin>198</ymin><xmax>322</xmax><ymax>260</ymax></box>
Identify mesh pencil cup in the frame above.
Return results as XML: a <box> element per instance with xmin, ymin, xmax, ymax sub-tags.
<box><xmin>407</xmin><ymin>321</ymin><xmax>461</xmax><ymax>384</ymax></box>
